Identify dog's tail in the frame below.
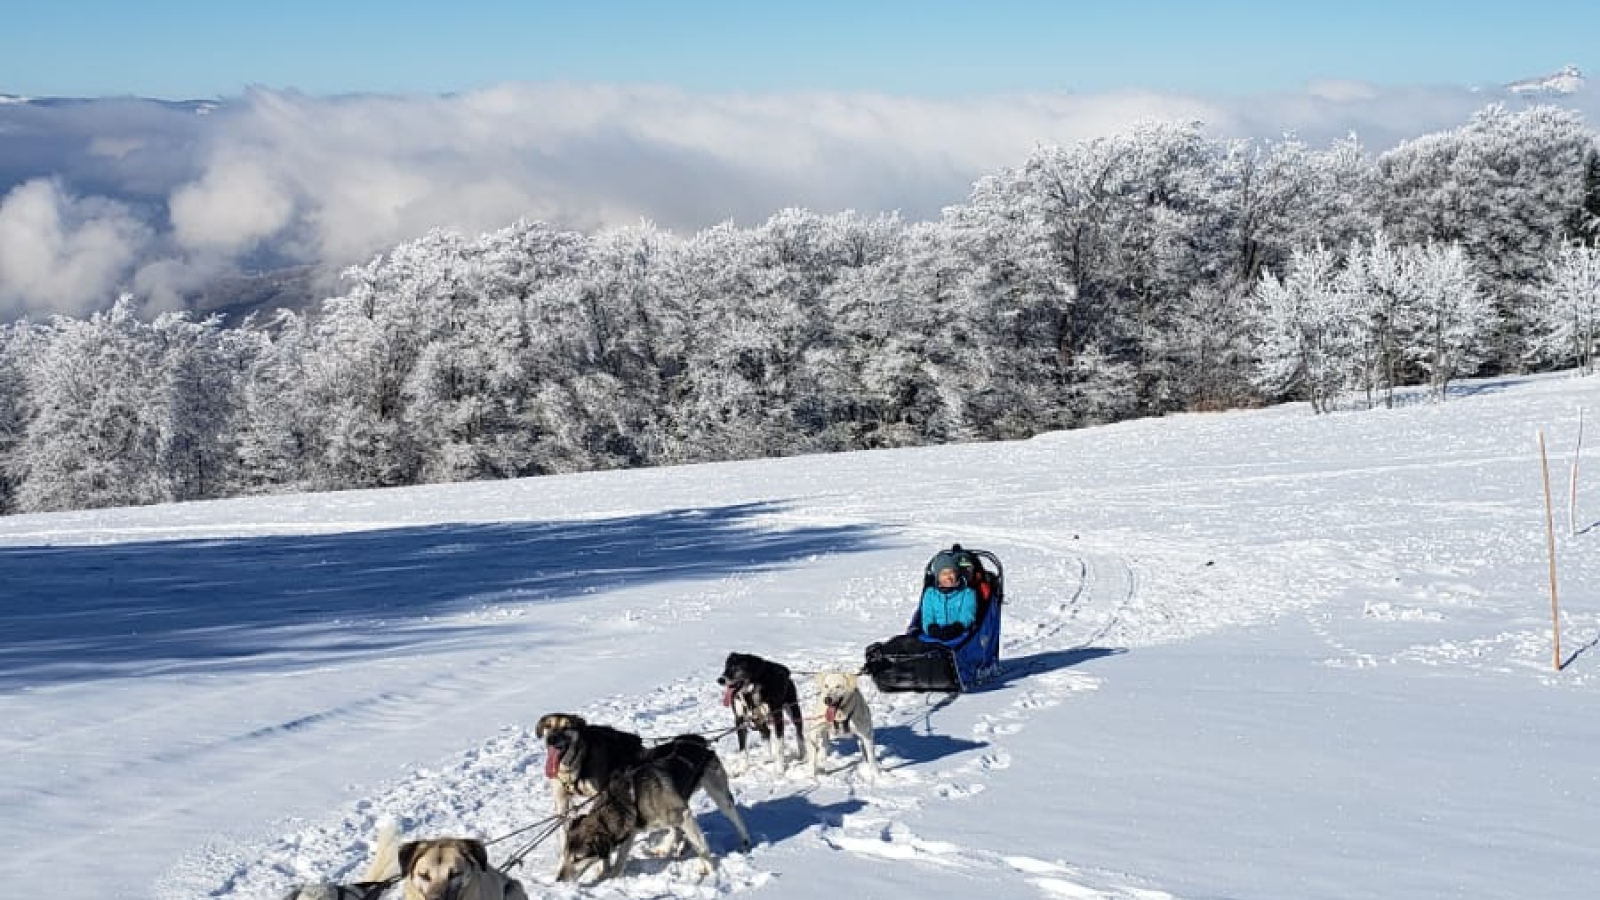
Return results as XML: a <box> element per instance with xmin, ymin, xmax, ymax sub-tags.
<box><xmin>362</xmin><ymin>820</ymin><xmax>403</xmax><ymax>883</ymax></box>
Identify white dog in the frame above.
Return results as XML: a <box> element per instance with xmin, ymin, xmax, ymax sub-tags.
<box><xmin>806</xmin><ymin>671</ymin><xmax>879</xmax><ymax>778</ymax></box>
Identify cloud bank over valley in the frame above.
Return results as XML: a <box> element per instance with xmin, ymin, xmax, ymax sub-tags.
<box><xmin>0</xmin><ymin>76</ymin><xmax>1593</xmax><ymax>318</ymax></box>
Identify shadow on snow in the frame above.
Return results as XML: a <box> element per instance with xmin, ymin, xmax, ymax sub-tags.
<box><xmin>0</xmin><ymin>501</ymin><xmax>886</xmax><ymax>689</ymax></box>
<box><xmin>740</xmin><ymin>792</ymin><xmax>868</xmax><ymax>847</ymax></box>
<box><xmin>976</xmin><ymin>646</ymin><xmax>1127</xmax><ymax>692</ymax></box>
<box><xmin>873</xmin><ymin>724</ymin><xmax>987</xmax><ymax>769</ymax></box>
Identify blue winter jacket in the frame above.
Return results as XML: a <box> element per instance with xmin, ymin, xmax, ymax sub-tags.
<box><xmin>918</xmin><ymin>584</ymin><xmax>978</xmax><ymax>632</ymax></box>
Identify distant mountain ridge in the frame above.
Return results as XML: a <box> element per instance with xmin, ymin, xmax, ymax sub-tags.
<box><xmin>1506</xmin><ymin>64</ymin><xmax>1585</xmax><ymax>96</ymax></box>
<box><xmin>0</xmin><ymin>92</ymin><xmax>220</xmax><ymax>113</ymax></box>
<box><xmin>5</xmin><ymin>66</ymin><xmax>1589</xmax><ymax>108</ymax></box>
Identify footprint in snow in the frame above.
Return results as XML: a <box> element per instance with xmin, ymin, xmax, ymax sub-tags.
<box><xmin>974</xmin><ymin>717</ymin><xmax>1024</xmax><ymax>737</ymax></box>
<box><xmin>974</xmin><ymin>750</ymin><xmax>1012</xmax><ymax>771</ymax></box>
<box><xmin>819</xmin><ymin>821</ymin><xmax>970</xmax><ymax>868</ymax></box>
<box><xmin>934</xmin><ymin>781</ymin><xmax>986</xmax><ymax>799</ymax></box>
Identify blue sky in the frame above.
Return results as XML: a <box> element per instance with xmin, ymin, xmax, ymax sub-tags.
<box><xmin>3</xmin><ymin>0</ymin><xmax>1595</xmax><ymax>99</ymax></box>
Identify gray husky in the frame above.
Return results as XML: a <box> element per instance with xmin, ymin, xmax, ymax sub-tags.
<box><xmin>556</xmin><ymin>734</ymin><xmax>751</xmax><ymax>882</ymax></box>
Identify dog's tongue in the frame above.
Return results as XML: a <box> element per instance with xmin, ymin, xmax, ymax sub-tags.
<box><xmin>544</xmin><ymin>747</ymin><xmax>561</xmax><ymax>778</ymax></box>
<box><xmin>722</xmin><ymin>685</ymin><xmax>735</xmax><ymax>707</ymax></box>
<box><xmin>825</xmin><ymin>704</ymin><xmax>838</xmax><ymax>723</ymax></box>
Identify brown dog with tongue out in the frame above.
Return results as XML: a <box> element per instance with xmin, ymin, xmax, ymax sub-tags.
<box><xmin>717</xmin><ymin>651</ymin><xmax>805</xmax><ymax>774</ymax></box>
<box><xmin>535</xmin><ymin>713</ymin><xmax>646</xmax><ymax>815</ymax></box>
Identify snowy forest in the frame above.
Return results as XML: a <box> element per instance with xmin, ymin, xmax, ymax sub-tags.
<box><xmin>1</xmin><ymin>103</ymin><xmax>1598</xmax><ymax>515</ymax></box>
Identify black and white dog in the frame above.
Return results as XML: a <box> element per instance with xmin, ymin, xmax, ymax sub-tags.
<box><xmin>717</xmin><ymin>652</ymin><xmax>805</xmax><ymax>773</ymax></box>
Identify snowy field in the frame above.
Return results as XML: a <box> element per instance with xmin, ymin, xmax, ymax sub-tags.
<box><xmin>2</xmin><ymin>372</ymin><xmax>1598</xmax><ymax>900</ymax></box>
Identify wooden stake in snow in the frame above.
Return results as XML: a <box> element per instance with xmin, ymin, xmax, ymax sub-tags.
<box><xmin>1571</xmin><ymin>407</ymin><xmax>1584</xmax><ymax>537</ymax></box>
<box><xmin>1539</xmin><ymin>429</ymin><xmax>1562</xmax><ymax>671</ymax></box>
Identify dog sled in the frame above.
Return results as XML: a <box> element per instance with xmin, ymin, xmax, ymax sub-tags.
<box><xmin>864</xmin><ymin>544</ymin><xmax>1004</xmax><ymax>693</ymax></box>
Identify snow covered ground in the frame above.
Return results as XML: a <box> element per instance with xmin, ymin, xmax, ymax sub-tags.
<box><xmin>2</xmin><ymin>372</ymin><xmax>1598</xmax><ymax>900</ymax></box>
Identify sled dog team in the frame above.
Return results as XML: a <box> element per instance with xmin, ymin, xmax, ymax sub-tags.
<box><xmin>285</xmin><ymin>652</ymin><xmax>878</xmax><ymax>898</ymax></box>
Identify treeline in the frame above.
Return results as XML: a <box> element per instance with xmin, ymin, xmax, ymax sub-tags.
<box><xmin>0</xmin><ymin>104</ymin><xmax>1597</xmax><ymax>514</ymax></box>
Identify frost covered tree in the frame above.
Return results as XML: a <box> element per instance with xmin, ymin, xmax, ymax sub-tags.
<box><xmin>1018</xmin><ymin>133</ymin><xmax>1139</xmax><ymax>359</ymax></box>
<box><xmin>1375</xmin><ymin>105</ymin><xmax>1593</xmax><ymax>368</ymax></box>
<box><xmin>231</xmin><ymin>310</ymin><xmax>316</xmax><ymax>492</ymax></box>
<box><xmin>16</xmin><ymin>298</ymin><xmax>180</xmax><ymax>510</ymax></box>
<box><xmin>789</xmin><ymin>211</ymin><xmax>907</xmax><ymax>447</ymax></box>
<box><xmin>1100</xmin><ymin>122</ymin><xmax>1220</xmax><ymax>412</ymax></box>
<box><xmin>1010</xmin><ymin>123</ymin><xmax>1209</xmax><ymax>419</ymax></box>
<box><xmin>151</xmin><ymin>309</ymin><xmax>247</xmax><ymax>502</ymax></box>
<box><xmin>300</xmin><ymin>252</ymin><xmax>430</xmax><ymax>490</ymax></box>
<box><xmin>1569</xmin><ymin>143</ymin><xmax>1600</xmax><ymax>242</ymax></box>
<box><xmin>815</xmin><ymin>220</ymin><xmax>964</xmax><ymax>447</ymax></box>
<box><xmin>1143</xmin><ymin>282</ymin><xmax>1257</xmax><ymax>412</ymax></box>
<box><xmin>1528</xmin><ymin>242</ymin><xmax>1600</xmax><ymax>375</ymax></box>
<box><xmin>664</xmin><ymin>221</ymin><xmax>799</xmax><ymax>460</ymax></box>
<box><xmin>1136</xmin><ymin>135</ymin><xmax>1368</xmax><ymax>413</ymax></box>
<box><xmin>1062</xmin><ymin>341</ymin><xmax>1138</xmax><ymax>425</ymax></box>
<box><xmin>1248</xmin><ymin>245</ymin><xmax>1353</xmax><ymax>413</ymax></box>
<box><xmin>509</xmin><ymin>224</ymin><xmax>668</xmax><ymax>471</ymax></box>
<box><xmin>660</xmin><ymin>210</ymin><xmax>903</xmax><ymax>458</ymax></box>
<box><xmin>1211</xmin><ymin>137</ymin><xmax>1322</xmax><ymax>290</ymax></box>
<box><xmin>303</xmin><ymin>221</ymin><xmax>601</xmax><ymax>485</ymax></box>
<box><xmin>398</xmin><ymin>246</ymin><xmax>529</xmax><ymax>483</ymax></box>
<box><xmin>0</xmin><ymin>323</ymin><xmax>28</xmax><ymax>513</ymax></box>
<box><xmin>946</xmin><ymin>174</ymin><xmax>1080</xmax><ymax>436</ymax></box>
<box><xmin>1341</xmin><ymin>231</ymin><xmax>1417</xmax><ymax>408</ymax></box>
<box><xmin>438</xmin><ymin>219</ymin><xmax>622</xmax><ymax>476</ymax></box>
<box><xmin>1404</xmin><ymin>240</ymin><xmax>1491</xmax><ymax>399</ymax></box>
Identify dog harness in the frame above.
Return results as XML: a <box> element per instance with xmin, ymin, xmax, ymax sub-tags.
<box><xmin>726</xmin><ymin>683</ymin><xmax>773</xmax><ymax>729</ymax></box>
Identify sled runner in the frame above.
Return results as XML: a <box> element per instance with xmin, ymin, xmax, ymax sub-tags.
<box><xmin>864</xmin><ymin>544</ymin><xmax>1004</xmax><ymax>692</ymax></box>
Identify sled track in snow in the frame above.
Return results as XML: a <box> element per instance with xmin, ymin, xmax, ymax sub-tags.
<box><xmin>749</xmin><ymin>510</ymin><xmax>1142</xmax><ymax>664</ymax></box>
<box><xmin>893</xmin><ymin>520</ymin><xmax>1138</xmax><ymax>655</ymax></box>
<box><xmin>1058</xmin><ymin>549</ymin><xmax>1136</xmax><ymax>651</ymax></box>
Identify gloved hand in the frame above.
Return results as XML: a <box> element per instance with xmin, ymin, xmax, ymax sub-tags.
<box><xmin>927</xmin><ymin>623</ymin><xmax>964</xmax><ymax>641</ymax></box>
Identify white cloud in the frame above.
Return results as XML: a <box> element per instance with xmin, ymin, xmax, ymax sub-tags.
<box><xmin>1</xmin><ymin>80</ymin><xmax>1596</xmax><ymax>317</ymax></box>
<box><xmin>131</xmin><ymin>255</ymin><xmax>231</xmax><ymax>315</ymax></box>
<box><xmin>168</xmin><ymin>150</ymin><xmax>295</xmax><ymax>253</ymax></box>
<box><xmin>0</xmin><ymin>179</ymin><xmax>151</xmax><ymax>318</ymax></box>
<box><xmin>165</xmin><ymin>84</ymin><xmax>1244</xmax><ymax>268</ymax></box>
<box><xmin>86</xmin><ymin>135</ymin><xmax>148</xmax><ymax>159</ymax></box>
<box><xmin>1305</xmin><ymin>79</ymin><xmax>1382</xmax><ymax>102</ymax></box>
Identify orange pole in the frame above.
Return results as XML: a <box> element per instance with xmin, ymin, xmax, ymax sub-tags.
<box><xmin>1539</xmin><ymin>430</ymin><xmax>1562</xmax><ymax>671</ymax></box>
